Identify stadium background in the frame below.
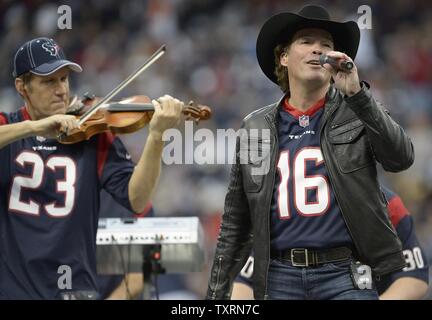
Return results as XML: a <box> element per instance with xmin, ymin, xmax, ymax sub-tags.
<box><xmin>0</xmin><ymin>0</ymin><xmax>431</xmax><ymax>299</ymax></box>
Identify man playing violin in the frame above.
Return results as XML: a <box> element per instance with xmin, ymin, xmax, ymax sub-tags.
<box><xmin>0</xmin><ymin>37</ymin><xmax>182</xmax><ymax>299</ymax></box>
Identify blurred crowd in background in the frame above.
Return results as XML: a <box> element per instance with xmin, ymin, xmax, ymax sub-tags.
<box><xmin>1</xmin><ymin>0</ymin><xmax>432</xmax><ymax>299</ymax></box>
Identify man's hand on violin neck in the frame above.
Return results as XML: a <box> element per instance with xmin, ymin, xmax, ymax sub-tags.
<box><xmin>149</xmin><ymin>95</ymin><xmax>183</xmax><ymax>140</ymax></box>
<box><xmin>31</xmin><ymin>114</ymin><xmax>80</xmax><ymax>139</ymax></box>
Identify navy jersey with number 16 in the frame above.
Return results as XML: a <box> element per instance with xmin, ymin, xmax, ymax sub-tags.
<box><xmin>270</xmin><ymin>98</ymin><xmax>352</xmax><ymax>250</ymax></box>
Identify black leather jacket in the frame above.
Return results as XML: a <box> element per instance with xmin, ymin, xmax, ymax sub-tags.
<box><xmin>206</xmin><ymin>84</ymin><xmax>414</xmax><ymax>300</ymax></box>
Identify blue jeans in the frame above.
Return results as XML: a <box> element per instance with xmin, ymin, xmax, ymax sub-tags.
<box><xmin>267</xmin><ymin>258</ymin><xmax>379</xmax><ymax>300</ymax></box>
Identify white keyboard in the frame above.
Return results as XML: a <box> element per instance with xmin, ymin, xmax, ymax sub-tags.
<box><xmin>96</xmin><ymin>217</ymin><xmax>205</xmax><ymax>274</ymax></box>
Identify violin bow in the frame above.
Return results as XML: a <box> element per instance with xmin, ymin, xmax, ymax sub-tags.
<box><xmin>77</xmin><ymin>45</ymin><xmax>166</xmax><ymax>126</ymax></box>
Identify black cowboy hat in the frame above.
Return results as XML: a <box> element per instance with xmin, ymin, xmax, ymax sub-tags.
<box><xmin>256</xmin><ymin>5</ymin><xmax>360</xmax><ymax>84</ymax></box>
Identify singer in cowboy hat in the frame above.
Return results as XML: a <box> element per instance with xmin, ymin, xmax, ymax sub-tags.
<box><xmin>207</xmin><ymin>5</ymin><xmax>414</xmax><ymax>300</ymax></box>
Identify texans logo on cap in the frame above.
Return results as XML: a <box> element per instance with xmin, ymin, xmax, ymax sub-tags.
<box><xmin>41</xmin><ymin>42</ymin><xmax>59</xmax><ymax>57</ymax></box>
<box><xmin>12</xmin><ymin>37</ymin><xmax>82</xmax><ymax>78</ymax></box>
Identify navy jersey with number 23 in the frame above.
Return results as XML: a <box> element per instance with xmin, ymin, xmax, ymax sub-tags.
<box><xmin>0</xmin><ymin>107</ymin><xmax>135</xmax><ymax>299</ymax></box>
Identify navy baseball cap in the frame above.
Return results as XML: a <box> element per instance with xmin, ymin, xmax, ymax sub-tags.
<box><xmin>13</xmin><ymin>37</ymin><xmax>82</xmax><ymax>78</ymax></box>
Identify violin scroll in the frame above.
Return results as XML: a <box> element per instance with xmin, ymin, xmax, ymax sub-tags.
<box><xmin>183</xmin><ymin>100</ymin><xmax>212</xmax><ymax>123</ymax></box>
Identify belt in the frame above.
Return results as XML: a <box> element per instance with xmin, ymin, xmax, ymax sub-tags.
<box><xmin>270</xmin><ymin>247</ymin><xmax>352</xmax><ymax>267</ymax></box>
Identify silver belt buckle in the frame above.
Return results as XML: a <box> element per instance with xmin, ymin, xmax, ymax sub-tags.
<box><xmin>291</xmin><ymin>248</ymin><xmax>309</xmax><ymax>267</ymax></box>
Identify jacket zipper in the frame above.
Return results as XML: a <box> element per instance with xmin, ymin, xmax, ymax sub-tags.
<box><xmin>212</xmin><ymin>256</ymin><xmax>223</xmax><ymax>299</ymax></box>
<box><xmin>330</xmin><ymin>119</ymin><xmax>350</xmax><ymax>129</ymax></box>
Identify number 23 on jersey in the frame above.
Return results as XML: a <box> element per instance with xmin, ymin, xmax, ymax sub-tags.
<box><xmin>9</xmin><ymin>151</ymin><xmax>76</xmax><ymax>217</ymax></box>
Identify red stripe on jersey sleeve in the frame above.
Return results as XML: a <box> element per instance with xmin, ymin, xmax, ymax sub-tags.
<box><xmin>97</xmin><ymin>132</ymin><xmax>115</xmax><ymax>179</ymax></box>
<box><xmin>0</xmin><ymin>113</ymin><xmax>8</xmax><ymax>125</ymax></box>
<box><xmin>387</xmin><ymin>196</ymin><xmax>409</xmax><ymax>228</ymax></box>
<box><xmin>134</xmin><ymin>203</ymin><xmax>153</xmax><ymax>217</ymax></box>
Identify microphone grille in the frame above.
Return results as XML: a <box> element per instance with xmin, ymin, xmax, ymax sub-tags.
<box><xmin>345</xmin><ymin>61</ymin><xmax>354</xmax><ymax>70</ymax></box>
<box><xmin>319</xmin><ymin>54</ymin><xmax>327</xmax><ymax>66</ymax></box>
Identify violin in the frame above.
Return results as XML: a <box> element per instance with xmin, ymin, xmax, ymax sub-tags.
<box><xmin>58</xmin><ymin>95</ymin><xmax>211</xmax><ymax>144</ymax></box>
<box><xmin>56</xmin><ymin>45</ymin><xmax>212</xmax><ymax>144</ymax></box>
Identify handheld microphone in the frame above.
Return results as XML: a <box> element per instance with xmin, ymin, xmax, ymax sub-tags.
<box><xmin>319</xmin><ymin>55</ymin><xmax>354</xmax><ymax>72</ymax></box>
